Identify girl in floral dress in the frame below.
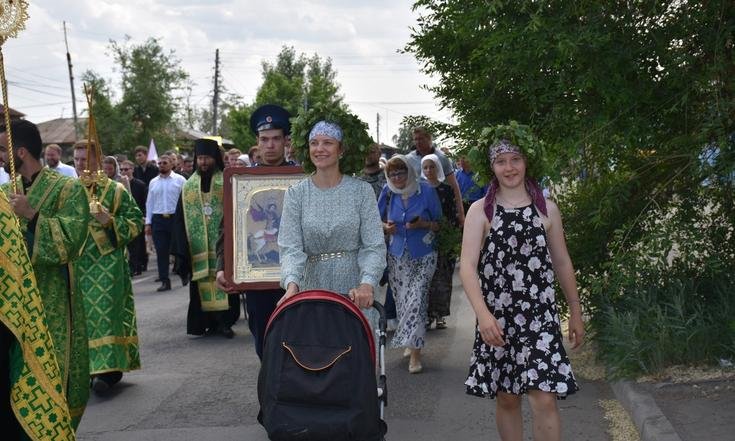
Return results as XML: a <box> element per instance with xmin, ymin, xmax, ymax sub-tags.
<box><xmin>459</xmin><ymin>139</ymin><xmax>585</xmax><ymax>441</ymax></box>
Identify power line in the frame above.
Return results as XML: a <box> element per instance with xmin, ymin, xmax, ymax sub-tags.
<box><xmin>6</xmin><ymin>79</ymin><xmax>69</xmax><ymax>91</ymax></box>
<box><xmin>5</xmin><ymin>39</ymin><xmax>62</xmax><ymax>49</ymax></box>
<box><xmin>219</xmin><ymin>72</ymin><xmax>253</xmax><ymax>99</ymax></box>
<box><xmin>20</xmin><ymin>101</ymin><xmax>71</xmax><ymax>109</ymax></box>
<box><xmin>8</xmin><ymin>82</ymin><xmax>71</xmax><ymax>99</ymax></box>
<box><xmin>5</xmin><ymin>67</ymin><xmax>68</xmax><ymax>84</ymax></box>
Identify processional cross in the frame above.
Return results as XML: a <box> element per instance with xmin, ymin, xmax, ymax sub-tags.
<box><xmin>0</xmin><ymin>0</ymin><xmax>29</xmax><ymax>194</ymax></box>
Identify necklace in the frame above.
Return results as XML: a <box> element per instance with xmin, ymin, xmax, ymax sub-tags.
<box><xmin>497</xmin><ymin>194</ymin><xmax>530</xmax><ymax>209</ymax></box>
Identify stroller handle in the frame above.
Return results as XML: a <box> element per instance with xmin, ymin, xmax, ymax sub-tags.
<box><xmin>371</xmin><ymin>300</ymin><xmax>387</xmax><ymax>333</ymax></box>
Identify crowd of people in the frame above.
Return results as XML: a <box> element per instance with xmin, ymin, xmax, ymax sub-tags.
<box><xmin>0</xmin><ymin>102</ymin><xmax>585</xmax><ymax>441</ymax></box>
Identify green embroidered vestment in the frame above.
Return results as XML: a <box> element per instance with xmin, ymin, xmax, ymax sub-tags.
<box><xmin>2</xmin><ymin>168</ymin><xmax>90</xmax><ymax>428</ymax></box>
<box><xmin>0</xmin><ymin>190</ymin><xmax>76</xmax><ymax>440</ymax></box>
<box><xmin>182</xmin><ymin>172</ymin><xmax>228</xmax><ymax>311</ymax></box>
<box><xmin>73</xmin><ymin>177</ymin><xmax>143</xmax><ymax>376</ymax></box>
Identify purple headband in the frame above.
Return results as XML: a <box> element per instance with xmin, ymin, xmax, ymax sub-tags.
<box><xmin>488</xmin><ymin>139</ymin><xmax>521</xmax><ymax>163</ymax></box>
<box><xmin>483</xmin><ymin>139</ymin><xmax>547</xmax><ymax>220</ymax></box>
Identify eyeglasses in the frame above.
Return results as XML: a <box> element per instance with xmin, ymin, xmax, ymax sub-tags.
<box><xmin>388</xmin><ymin>170</ymin><xmax>408</xmax><ymax>179</ymax></box>
<box><xmin>120</xmin><ymin>167</ymin><xmax>132</xmax><ymax>171</ymax></box>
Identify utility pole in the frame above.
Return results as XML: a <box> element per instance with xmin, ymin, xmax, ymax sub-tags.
<box><xmin>63</xmin><ymin>21</ymin><xmax>80</xmax><ymax>140</ymax></box>
<box><xmin>212</xmin><ymin>48</ymin><xmax>220</xmax><ymax>135</ymax></box>
<box><xmin>376</xmin><ymin>113</ymin><xmax>381</xmax><ymax>144</ymax></box>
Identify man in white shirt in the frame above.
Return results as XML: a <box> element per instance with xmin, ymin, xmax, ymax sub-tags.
<box><xmin>0</xmin><ymin>164</ymin><xmax>8</xmax><ymax>184</ymax></box>
<box><xmin>144</xmin><ymin>154</ymin><xmax>186</xmax><ymax>291</ymax></box>
<box><xmin>44</xmin><ymin>144</ymin><xmax>78</xmax><ymax>178</ymax></box>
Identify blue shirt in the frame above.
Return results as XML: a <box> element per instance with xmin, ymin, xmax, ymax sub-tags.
<box><xmin>378</xmin><ymin>182</ymin><xmax>442</xmax><ymax>259</ymax></box>
<box><xmin>456</xmin><ymin>169</ymin><xmax>487</xmax><ymax>203</ymax></box>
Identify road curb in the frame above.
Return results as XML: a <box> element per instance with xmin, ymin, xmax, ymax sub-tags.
<box><xmin>611</xmin><ymin>380</ymin><xmax>682</xmax><ymax>441</ymax></box>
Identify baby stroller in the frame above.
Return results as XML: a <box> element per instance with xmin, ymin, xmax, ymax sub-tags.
<box><xmin>258</xmin><ymin>290</ymin><xmax>388</xmax><ymax>441</ymax></box>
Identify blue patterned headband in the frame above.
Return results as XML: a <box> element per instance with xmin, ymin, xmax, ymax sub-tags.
<box><xmin>488</xmin><ymin>139</ymin><xmax>521</xmax><ymax>163</ymax></box>
<box><xmin>309</xmin><ymin>121</ymin><xmax>343</xmax><ymax>142</ymax></box>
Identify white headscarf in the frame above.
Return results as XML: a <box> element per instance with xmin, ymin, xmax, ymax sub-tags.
<box><xmin>105</xmin><ymin>156</ymin><xmax>123</xmax><ymax>182</ymax></box>
<box><xmin>385</xmin><ymin>154</ymin><xmax>419</xmax><ymax>196</ymax></box>
<box><xmin>420</xmin><ymin>153</ymin><xmax>445</xmax><ymax>184</ymax></box>
<box><xmin>237</xmin><ymin>154</ymin><xmax>252</xmax><ymax>166</ymax></box>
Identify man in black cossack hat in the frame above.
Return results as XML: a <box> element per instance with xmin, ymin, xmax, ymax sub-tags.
<box><xmin>247</xmin><ymin>104</ymin><xmax>294</xmax><ymax>167</ymax></box>
<box><xmin>215</xmin><ymin>104</ymin><xmax>296</xmax><ymax>358</ymax></box>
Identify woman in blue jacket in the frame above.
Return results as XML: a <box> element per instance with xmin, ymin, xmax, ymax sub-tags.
<box><xmin>378</xmin><ymin>155</ymin><xmax>442</xmax><ymax>373</ymax></box>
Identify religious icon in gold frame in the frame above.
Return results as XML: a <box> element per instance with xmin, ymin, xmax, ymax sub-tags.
<box><xmin>223</xmin><ymin>165</ymin><xmax>304</xmax><ymax>290</ymax></box>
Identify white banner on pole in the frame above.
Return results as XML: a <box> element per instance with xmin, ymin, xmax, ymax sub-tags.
<box><xmin>147</xmin><ymin>138</ymin><xmax>158</xmax><ymax>162</ymax></box>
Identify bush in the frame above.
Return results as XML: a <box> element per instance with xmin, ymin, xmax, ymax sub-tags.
<box><xmin>584</xmin><ymin>189</ymin><xmax>735</xmax><ymax>378</ymax></box>
<box><xmin>434</xmin><ymin>219</ymin><xmax>462</xmax><ymax>259</ymax></box>
<box><xmin>593</xmin><ymin>277</ymin><xmax>735</xmax><ymax>378</ymax></box>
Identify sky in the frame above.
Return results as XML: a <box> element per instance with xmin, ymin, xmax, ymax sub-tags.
<box><xmin>3</xmin><ymin>0</ymin><xmax>454</xmax><ymax>146</ymax></box>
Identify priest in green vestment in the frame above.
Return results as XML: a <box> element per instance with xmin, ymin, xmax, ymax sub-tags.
<box><xmin>172</xmin><ymin>138</ymin><xmax>239</xmax><ymax>337</ymax></box>
<box><xmin>1</xmin><ymin>190</ymin><xmax>76</xmax><ymax>441</ymax></box>
<box><xmin>0</xmin><ymin>120</ymin><xmax>90</xmax><ymax>429</ymax></box>
<box><xmin>71</xmin><ymin>142</ymin><xmax>143</xmax><ymax>393</ymax></box>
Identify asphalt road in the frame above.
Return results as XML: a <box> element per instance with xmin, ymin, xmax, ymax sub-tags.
<box><xmin>77</xmin><ymin>269</ymin><xmax>613</xmax><ymax>441</ymax></box>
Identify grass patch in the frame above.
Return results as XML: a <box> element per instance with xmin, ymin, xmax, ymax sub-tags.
<box><xmin>591</xmin><ymin>277</ymin><xmax>735</xmax><ymax>378</ymax></box>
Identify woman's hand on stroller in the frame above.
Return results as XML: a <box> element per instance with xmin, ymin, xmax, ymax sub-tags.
<box><xmin>277</xmin><ymin>282</ymin><xmax>300</xmax><ymax>307</ymax></box>
<box><xmin>349</xmin><ymin>283</ymin><xmax>374</xmax><ymax>309</ymax></box>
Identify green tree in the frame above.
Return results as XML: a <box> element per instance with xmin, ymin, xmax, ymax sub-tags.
<box><xmin>80</xmin><ymin>71</ymin><xmax>135</xmax><ymax>155</ymax></box>
<box><xmin>304</xmin><ymin>54</ymin><xmax>343</xmax><ymax>110</ymax></box>
<box><xmin>392</xmin><ymin>115</ymin><xmax>452</xmax><ymax>153</ymax></box>
<box><xmin>227</xmin><ymin>103</ymin><xmax>258</xmax><ymax>151</ymax></box>
<box><xmin>406</xmin><ymin>0</ymin><xmax>735</xmax><ymax>374</ymax></box>
<box><xmin>181</xmin><ymin>83</ymin><xmax>241</xmax><ymax>140</ymax></box>
<box><xmin>254</xmin><ymin>46</ymin><xmax>308</xmax><ymax>117</ymax></box>
<box><xmin>110</xmin><ymin>37</ymin><xmax>189</xmax><ymax>153</ymax></box>
<box><xmin>406</xmin><ymin>0</ymin><xmax>735</xmax><ymax>271</ymax></box>
<box><xmin>226</xmin><ymin>46</ymin><xmax>344</xmax><ymax>149</ymax></box>
<box><xmin>391</xmin><ymin>123</ymin><xmax>414</xmax><ymax>152</ymax></box>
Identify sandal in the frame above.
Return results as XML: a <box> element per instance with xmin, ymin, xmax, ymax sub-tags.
<box><xmin>436</xmin><ymin>317</ymin><xmax>447</xmax><ymax>329</ymax></box>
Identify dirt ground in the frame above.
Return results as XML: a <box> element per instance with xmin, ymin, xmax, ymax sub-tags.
<box><xmin>564</xmin><ymin>320</ymin><xmax>735</xmax><ymax>441</ymax></box>
<box><xmin>639</xmin><ymin>374</ymin><xmax>735</xmax><ymax>441</ymax></box>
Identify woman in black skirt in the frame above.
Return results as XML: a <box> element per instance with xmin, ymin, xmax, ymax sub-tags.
<box><xmin>421</xmin><ymin>153</ymin><xmax>459</xmax><ymax>329</ymax></box>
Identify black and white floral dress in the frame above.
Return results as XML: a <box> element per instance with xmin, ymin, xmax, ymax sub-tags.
<box><xmin>465</xmin><ymin>204</ymin><xmax>578</xmax><ymax>398</ymax></box>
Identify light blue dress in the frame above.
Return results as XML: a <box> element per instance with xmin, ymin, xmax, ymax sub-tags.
<box><xmin>279</xmin><ymin>175</ymin><xmax>386</xmax><ymax>296</ymax></box>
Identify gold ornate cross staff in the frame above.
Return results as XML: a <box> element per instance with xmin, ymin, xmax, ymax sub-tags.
<box><xmin>0</xmin><ymin>0</ymin><xmax>29</xmax><ymax>194</ymax></box>
<box><xmin>80</xmin><ymin>83</ymin><xmax>105</xmax><ymax>214</ymax></box>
